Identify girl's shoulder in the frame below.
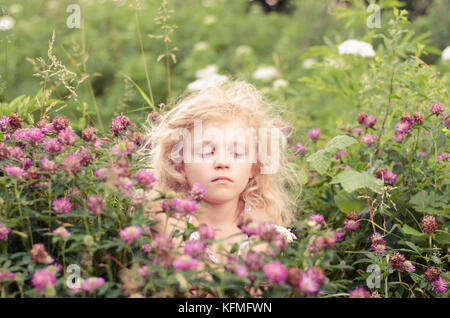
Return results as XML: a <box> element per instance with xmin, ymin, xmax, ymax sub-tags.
<box><xmin>250</xmin><ymin>206</ymin><xmax>276</xmax><ymax>224</ymax></box>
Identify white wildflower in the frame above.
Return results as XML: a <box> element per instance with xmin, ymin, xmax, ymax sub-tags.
<box><xmin>273</xmin><ymin>225</ymin><xmax>297</xmax><ymax>243</ymax></box>
<box><xmin>0</xmin><ymin>16</ymin><xmax>15</xmax><ymax>31</ymax></box>
<box><xmin>188</xmin><ymin>64</ymin><xmax>229</xmax><ymax>91</ymax></box>
<box><xmin>195</xmin><ymin>65</ymin><xmax>219</xmax><ymax>79</ymax></box>
<box><xmin>338</xmin><ymin>39</ymin><xmax>375</xmax><ymax>57</ymax></box>
<box><xmin>203</xmin><ymin>15</ymin><xmax>217</xmax><ymax>25</ymax></box>
<box><xmin>442</xmin><ymin>46</ymin><xmax>450</xmax><ymax>61</ymax></box>
<box><xmin>193</xmin><ymin>42</ymin><xmax>209</xmax><ymax>52</ymax></box>
<box><xmin>235</xmin><ymin>45</ymin><xmax>253</xmax><ymax>56</ymax></box>
<box><xmin>325</xmin><ymin>57</ymin><xmax>347</xmax><ymax>69</ymax></box>
<box><xmin>252</xmin><ymin>66</ymin><xmax>278</xmax><ymax>81</ymax></box>
<box><xmin>301</xmin><ymin>58</ymin><xmax>316</xmax><ymax>69</ymax></box>
<box><xmin>187</xmin><ymin>74</ymin><xmax>228</xmax><ymax>91</ymax></box>
<box><xmin>273</xmin><ymin>79</ymin><xmax>289</xmax><ymax>89</ymax></box>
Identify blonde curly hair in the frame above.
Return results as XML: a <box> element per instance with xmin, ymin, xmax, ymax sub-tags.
<box><xmin>136</xmin><ymin>80</ymin><xmax>301</xmax><ymax>227</ymax></box>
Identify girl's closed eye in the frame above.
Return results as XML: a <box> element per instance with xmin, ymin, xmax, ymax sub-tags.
<box><xmin>200</xmin><ymin>145</ymin><xmax>214</xmax><ymax>157</ymax></box>
<box><xmin>202</xmin><ymin>151</ymin><xmax>243</xmax><ymax>158</ymax></box>
<box><xmin>199</xmin><ymin>147</ymin><xmax>244</xmax><ymax>158</ymax></box>
<box><xmin>202</xmin><ymin>150</ymin><xmax>214</xmax><ymax>157</ymax></box>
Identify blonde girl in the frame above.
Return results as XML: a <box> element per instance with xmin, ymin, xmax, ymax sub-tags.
<box><xmin>137</xmin><ymin>80</ymin><xmax>301</xmax><ymax>265</ymax></box>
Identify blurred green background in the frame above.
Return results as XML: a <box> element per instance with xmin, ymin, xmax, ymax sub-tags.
<box><xmin>0</xmin><ymin>0</ymin><xmax>449</xmax><ymax>138</ymax></box>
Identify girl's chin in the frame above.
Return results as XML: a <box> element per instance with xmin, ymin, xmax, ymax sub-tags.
<box><xmin>203</xmin><ymin>195</ymin><xmax>238</xmax><ymax>205</ymax></box>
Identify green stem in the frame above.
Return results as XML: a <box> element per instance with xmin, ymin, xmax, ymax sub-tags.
<box><xmin>15</xmin><ymin>181</ymin><xmax>33</xmax><ymax>247</ymax></box>
<box><xmin>375</xmin><ymin>45</ymin><xmax>396</xmax><ymax>156</ymax></box>
<box><xmin>80</xmin><ymin>16</ymin><xmax>103</xmax><ymax>132</ymax></box>
<box><xmin>83</xmin><ymin>201</ymin><xmax>90</xmax><ymax>235</ymax></box>
<box><xmin>384</xmin><ymin>276</ymin><xmax>388</xmax><ymax>298</ymax></box>
<box><xmin>16</xmin><ymin>279</ymin><xmax>24</xmax><ymax>298</ymax></box>
<box><xmin>431</xmin><ymin>131</ymin><xmax>438</xmax><ymax>216</ymax></box>
<box><xmin>165</xmin><ymin>40</ymin><xmax>171</xmax><ymax>101</ymax></box>
<box><xmin>135</xmin><ymin>5</ymin><xmax>155</xmax><ymax>106</ymax></box>
<box><xmin>105</xmin><ymin>258</ymin><xmax>114</xmax><ymax>283</ymax></box>
<box><xmin>97</xmin><ymin>215</ymin><xmax>102</xmax><ymax>238</ymax></box>
<box><xmin>48</xmin><ymin>182</ymin><xmax>52</xmax><ymax>247</ymax></box>
<box><xmin>4</xmin><ymin>39</ymin><xmax>8</xmax><ymax>101</ymax></box>
<box><xmin>62</xmin><ymin>240</ymin><xmax>67</xmax><ymax>273</ymax></box>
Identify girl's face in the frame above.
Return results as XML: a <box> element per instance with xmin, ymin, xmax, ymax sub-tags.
<box><xmin>179</xmin><ymin>120</ymin><xmax>257</xmax><ymax>205</ymax></box>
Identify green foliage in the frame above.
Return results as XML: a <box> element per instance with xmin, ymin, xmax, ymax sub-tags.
<box><xmin>0</xmin><ymin>0</ymin><xmax>448</xmax><ymax>299</ymax></box>
<box><xmin>331</xmin><ymin>170</ymin><xmax>383</xmax><ymax>193</ymax></box>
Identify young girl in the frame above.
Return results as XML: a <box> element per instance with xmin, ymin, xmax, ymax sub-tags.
<box><xmin>138</xmin><ymin>80</ymin><xmax>301</xmax><ymax>266</ymax></box>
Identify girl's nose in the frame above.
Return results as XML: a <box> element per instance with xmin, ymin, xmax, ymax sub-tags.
<box><xmin>213</xmin><ymin>161</ymin><xmax>230</xmax><ymax>169</ymax></box>
<box><xmin>213</xmin><ymin>148</ymin><xmax>231</xmax><ymax>167</ymax></box>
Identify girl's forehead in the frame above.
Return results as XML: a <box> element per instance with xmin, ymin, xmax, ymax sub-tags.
<box><xmin>194</xmin><ymin>120</ymin><xmax>255</xmax><ymax>143</ymax></box>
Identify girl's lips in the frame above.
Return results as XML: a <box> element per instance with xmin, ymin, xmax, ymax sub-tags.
<box><xmin>212</xmin><ymin>177</ymin><xmax>233</xmax><ymax>182</ymax></box>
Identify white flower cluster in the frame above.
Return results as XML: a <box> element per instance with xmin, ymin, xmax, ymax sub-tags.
<box><xmin>203</xmin><ymin>15</ymin><xmax>217</xmax><ymax>25</ymax></box>
<box><xmin>0</xmin><ymin>16</ymin><xmax>15</xmax><ymax>31</ymax></box>
<box><xmin>235</xmin><ymin>45</ymin><xmax>253</xmax><ymax>57</ymax></box>
<box><xmin>442</xmin><ymin>46</ymin><xmax>450</xmax><ymax>61</ymax></box>
<box><xmin>338</xmin><ymin>39</ymin><xmax>375</xmax><ymax>58</ymax></box>
<box><xmin>273</xmin><ymin>225</ymin><xmax>297</xmax><ymax>243</ymax></box>
<box><xmin>187</xmin><ymin>65</ymin><xmax>228</xmax><ymax>91</ymax></box>
<box><xmin>193</xmin><ymin>42</ymin><xmax>209</xmax><ymax>52</ymax></box>
<box><xmin>252</xmin><ymin>66</ymin><xmax>278</xmax><ymax>81</ymax></box>
<box><xmin>301</xmin><ymin>58</ymin><xmax>317</xmax><ymax>69</ymax></box>
<box><xmin>272</xmin><ymin>79</ymin><xmax>289</xmax><ymax>89</ymax></box>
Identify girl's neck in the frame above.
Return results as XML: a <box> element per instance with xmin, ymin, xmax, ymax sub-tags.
<box><xmin>196</xmin><ymin>197</ymin><xmax>244</xmax><ymax>229</ymax></box>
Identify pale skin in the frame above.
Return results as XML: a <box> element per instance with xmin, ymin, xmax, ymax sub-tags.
<box><xmin>150</xmin><ymin>119</ymin><xmax>274</xmax><ymax>296</ymax></box>
<box><xmin>152</xmin><ymin>120</ymin><xmax>274</xmax><ymax>253</ymax></box>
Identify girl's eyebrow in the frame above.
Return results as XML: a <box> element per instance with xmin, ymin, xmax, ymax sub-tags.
<box><xmin>193</xmin><ymin>139</ymin><xmax>213</xmax><ymax>147</ymax></box>
<box><xmin>194</xmin><ymin>137</ymin><xmax>246</xmax><ymax>145</ymax></box>
<box><xmin>192</xmin><ymin>140</ymin><xmax>248</xmax><ymax>153</ymax></box>
<box><xmin>195</xmin><ymin>139</ymin><xmax>247</xmax><ymax>147</ymax></box>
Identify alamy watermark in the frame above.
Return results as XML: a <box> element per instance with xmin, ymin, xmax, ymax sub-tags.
<box><xmin>169</xmin><ymin>120</ymin><xmax>281</xmax><ymax>174</ymax></box>
<box><xmin>66</xmin><ymin>4</ymin><xmax>81</xmax><ymax>29</ymax></box>
<box><xmin>367</xmin><ymin>4</ymin><xmax>381</xmax><ymax>29</ymax></box>
<box><xmin>66</xmin><ymin>264</ymin><xmax>81</xmax><ymax>289</ymax></box>
<box><xmin>366</xmin><ymin>264</ymin><xmax>381</xmax><ymax>289</ymax></box>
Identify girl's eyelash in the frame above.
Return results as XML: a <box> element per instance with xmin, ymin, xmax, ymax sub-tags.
<box><xmin>200</xmin><ymin>150</ymin><xmax>243</xmax><ymax>157</ymax></box>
